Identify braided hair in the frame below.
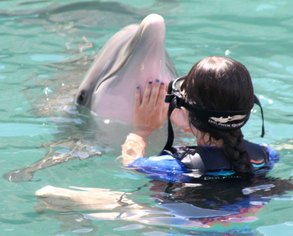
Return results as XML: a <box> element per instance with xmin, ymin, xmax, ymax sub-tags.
<box><xmin>181</xmin><ymin>56</ymin><xmax>254</xmax><ymax>173</ymax></box>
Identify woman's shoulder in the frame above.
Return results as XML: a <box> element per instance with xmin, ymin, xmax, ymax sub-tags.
<box><xmin>128</xmin><ymin>142</ymin><xmax>280</xmax><ymax>183</ymax></box>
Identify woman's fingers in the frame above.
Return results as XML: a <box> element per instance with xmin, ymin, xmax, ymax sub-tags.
<box><xmin>158</xmin><ymin>82</ymin><xmax>166</xmax><ymax>105</ymax></box>
<box><xmin>141</xmin><ymin>81</ymin><xmax>152</xmax><ymax>106</ymax></box>
<box><xmin>136</xmin><ymin>79</ymin><xmax>166</xmax><ymax>109</ymax></box>
<box><xmin>133</xmin><ymin>79</ymin><xmax>168</xmax><ymax>138</ymax></box>
<box><xmin>149</xmin><ymin>79</ymin><xmax>161</xmax><ymax>106</ymax></box>
<box><xmin>134</xmin><ymin>86</ymin><xmax>142</xmax><ymax>108</ymax></box>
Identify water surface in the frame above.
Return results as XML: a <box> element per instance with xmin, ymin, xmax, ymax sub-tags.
<box><xmin>0</xmin><ymin>0</ymin><xmax>292</xmax><ymax>235</ymax></box>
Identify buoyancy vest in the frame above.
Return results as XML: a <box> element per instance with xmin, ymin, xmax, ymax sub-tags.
<box><xmin>128</xmin><ymin>141</ymin><xmax>279</xmax><ymax>183</ymax></box>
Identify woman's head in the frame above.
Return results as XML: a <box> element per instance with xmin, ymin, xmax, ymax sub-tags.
<box><xmin>182</xmin><ymin>56</ymin><xmax>254</xmax><ymax>118</ymax></box>
<box><xmin>181</xmin><ymin>56</ymin><xmax>255</xmax><ymax>173</ymax></box>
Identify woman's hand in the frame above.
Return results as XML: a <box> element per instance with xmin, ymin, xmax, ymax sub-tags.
<box><xmin>133</xmin><ymin>80</ymin><xmax>168</xmax><ymax>139</ymax></box>
<box><xmin>121</xmin><ymin>80</ymin><xmax>168</xmax><ymax>165</ymax></box>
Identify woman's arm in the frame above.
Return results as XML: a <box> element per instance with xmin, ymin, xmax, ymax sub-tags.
<box><xmin>121</xmin><ymin>80</ymin><xmax>168</xmax><ymax>165</ymax></box>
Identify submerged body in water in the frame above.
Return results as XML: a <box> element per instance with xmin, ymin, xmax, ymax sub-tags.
<box><xmin>35</xmin><ymin>176</ymin><xmax>293</xmax><ymax>232</ymax></box>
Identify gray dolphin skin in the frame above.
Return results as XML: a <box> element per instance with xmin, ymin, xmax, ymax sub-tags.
<box><xmin>76</xmin><ymin>13</ymin><xmax>177</xmax><ymax>123</ymax></box>
<box><xmin>4</xmin><ymin>14</ymin><xmax>179</xmax><ymax>182</ymax></box>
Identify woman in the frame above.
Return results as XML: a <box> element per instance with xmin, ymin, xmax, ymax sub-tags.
<box><xmin>121</xmin><ymin>56</ymin><xmax>277</xmax><ymax>181</ymax></box>
<box><xmin>35</xmin><ymin>57</ymin><xmax>285</xmax><ymax>226</ymax></box>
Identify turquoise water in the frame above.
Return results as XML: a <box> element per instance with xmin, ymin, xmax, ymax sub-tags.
<box><xmin>0</xmin><ymin>0</ymin><xmax>292</xmax><ymax>235</ymax></box>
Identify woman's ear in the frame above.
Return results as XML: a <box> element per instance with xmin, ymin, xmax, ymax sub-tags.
<box><xmin>170</xmin><ymin>108</ymin><xmax>190</xmax><ymax>132</ymax></box>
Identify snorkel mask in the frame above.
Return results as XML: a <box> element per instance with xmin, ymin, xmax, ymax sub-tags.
<box><xmin>163</xmin><ymin>76</ymin><xmax>265</xmax><ymax>151</ymax></box>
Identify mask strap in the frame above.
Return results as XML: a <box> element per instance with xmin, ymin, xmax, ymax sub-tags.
<box><xmin>254</xmin><ymin>95</ymin><xmax>265</xmax><ymax>137</ymax></box>
<box><xmin>162</xmin><ymin>85</ymin><xmax>183</xmax><ymax>153</ymax></box>
<box><xmin>162</xmin><ymin>97</ymin><xmax>176</xmax><ymax>152</ymax></box>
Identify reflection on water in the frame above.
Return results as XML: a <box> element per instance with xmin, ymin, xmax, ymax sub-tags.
<box><xmin>36</xmin><ymin>177</ymin><xmax>293</xmax><ymax>234</ymax></box>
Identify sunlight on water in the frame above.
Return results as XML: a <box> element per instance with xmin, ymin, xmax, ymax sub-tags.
<box><xmin>0</xmin><ymin>0</ymin><xmax>292</xmax><ymax>235</ymax></box>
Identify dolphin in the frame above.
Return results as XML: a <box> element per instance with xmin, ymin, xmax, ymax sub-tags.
<box><xmin>76</xmin><ymin>13</ymin><xmax>177</xmax><ymax>123</ymax></box>
<box><xmin>4</xmin><ymin>14</ymin><xmax>186</xmax><ymax>182</ymax></box>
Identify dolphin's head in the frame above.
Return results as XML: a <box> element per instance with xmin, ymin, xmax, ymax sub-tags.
<box><xmin>76</xmin><ymin>14</ymin><xmax>177</xmax><ymax>123</ymax></box>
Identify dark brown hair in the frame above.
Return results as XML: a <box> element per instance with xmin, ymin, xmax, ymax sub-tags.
<box><xmin>181</xmin><ymin>56</ymin><xmax>254</xmax><ymax>173</ymax></box>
